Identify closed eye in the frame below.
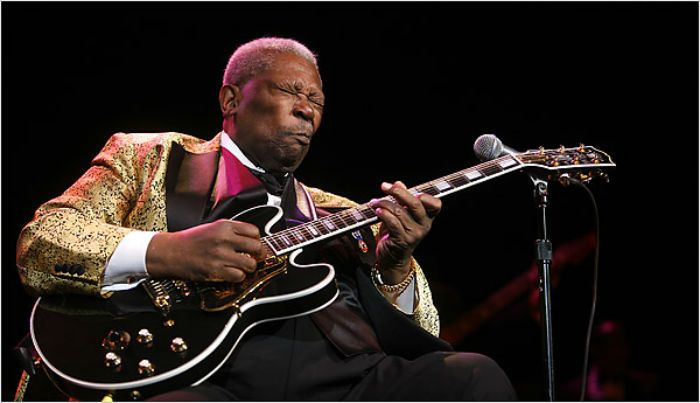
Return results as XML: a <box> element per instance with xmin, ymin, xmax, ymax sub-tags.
<box><xmin>276</xmin><ymin>87</ymin><xmax>324</xmax><ymax>110</ymax></box>
<box><xmin>309</xmin><ymin>94</ymin><xmax>325</xmax><ymax>109</ymax></box>
<box><xmin>276</xmin><ymin>87</ymin><xmax>297</xmax><ymax>97</ymax></box>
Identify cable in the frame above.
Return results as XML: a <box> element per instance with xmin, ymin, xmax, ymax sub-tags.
<box><xmin>567</xmin><ymin>178</ymin><xmax>601</xmax><ymax>401</ymax></box>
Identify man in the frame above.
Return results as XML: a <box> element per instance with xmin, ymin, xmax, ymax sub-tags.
<box><xmin>17</xmin><ymin>37</ymin><xmax>515</xmax><ymax>400</ymax></box>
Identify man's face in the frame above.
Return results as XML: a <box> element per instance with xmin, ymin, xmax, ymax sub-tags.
<box><xmin>231</xmin><ymin>52</ymin><xmax>324</xmax><ymax>173</ymax></box>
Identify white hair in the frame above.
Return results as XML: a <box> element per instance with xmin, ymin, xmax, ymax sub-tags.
<box><xmin>223</xmin><ymin>37</ymin><xmax>319</xmax><ymax>86</ymax></box>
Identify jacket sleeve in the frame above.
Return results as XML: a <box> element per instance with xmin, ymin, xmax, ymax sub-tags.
<box><xmin>16</xmin><ymin>133</ymin><xmax>154</xmax><ymax>297</ymax></box>
<box><xmin>369</xmin><ymin>225</ymin><xmax>441</xmax><ymax>337</ymax></box>
<box><xmin>410</xmin><ymin>259</ymin><xmax>441</xmax><ymax>337</ymax></box>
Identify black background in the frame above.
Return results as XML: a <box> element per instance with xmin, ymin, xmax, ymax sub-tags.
<box><xmin>2</xmin><ymin>2</ymin><xmax>698</xmax><ymax>400</ymax></box>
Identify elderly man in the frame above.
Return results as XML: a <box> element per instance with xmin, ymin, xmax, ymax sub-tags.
<box><xmin>17</xmin><ymin>37</ymin><xmax>515</xmax><ymax>400</ymax></box>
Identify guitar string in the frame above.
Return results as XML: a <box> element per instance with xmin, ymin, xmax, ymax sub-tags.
<box><xmin>263</xmin><ymin>151</ymin><xmax>608</xmax><ymax>250</ymax></box>
<box><xmin>263</xmin><ymin>158</ymin><xmax>516</xmax><ymax>248</ymax></box>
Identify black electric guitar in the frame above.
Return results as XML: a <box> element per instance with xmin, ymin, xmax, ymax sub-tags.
<box><xmin>30</xmin><ymin>145</ymin><xmax>615</xmax><ymax>400</ymax></box>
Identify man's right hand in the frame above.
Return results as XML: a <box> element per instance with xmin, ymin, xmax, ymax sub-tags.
<box><xmin>145</xmin><ymin>220</ymin><xmax>266</xmax><ymax>283</ymax></box>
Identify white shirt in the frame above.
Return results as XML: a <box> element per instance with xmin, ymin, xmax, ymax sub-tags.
<box><xmin>101</xmin><ymin>132</ymin><xmax>414</xmax><ymax>313</ymax></box>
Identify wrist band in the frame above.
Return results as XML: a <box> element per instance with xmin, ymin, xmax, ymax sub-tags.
<box><xmin>371</xmin><ymin>260</ymin><xmax>415</xmax><ymax>294</ymax></box>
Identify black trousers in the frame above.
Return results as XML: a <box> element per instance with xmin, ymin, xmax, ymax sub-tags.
<box><xmin>151</xmin><ymin>352</ymin><xmax>515</xmax><ymax>401</ymax></box>
<box><xmin>149</xmin><ymin>317</ymin><xmax>516</xmax><ymax>401</ymax></box>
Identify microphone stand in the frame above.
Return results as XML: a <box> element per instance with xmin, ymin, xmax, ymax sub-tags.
<box><xmin>531</xmin><ymin>176</ymin><xmax>556</xmax><ymax>401</ymax></box>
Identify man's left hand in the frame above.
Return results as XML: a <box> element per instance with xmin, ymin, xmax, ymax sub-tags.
<box><xmin>369</xmin><ymin>181</ymin><xmax>442</xmax><ymax>285</ymax></box>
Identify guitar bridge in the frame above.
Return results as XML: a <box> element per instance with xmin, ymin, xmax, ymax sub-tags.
<box><xmin>142</xmin><ymin>256</ymin><xmax>288</xmax><ymax>313</ymax></box>
<box><xmin>143</xmin><ymin>279</ymin><xmax>192</xmax><ymax>313</ymax></box>
<box><xmin>198</xmin><ymin>255</ymin><xmax>288</xmax><ymax>312</ymax></box>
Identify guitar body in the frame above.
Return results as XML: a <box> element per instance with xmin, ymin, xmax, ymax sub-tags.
<box><xmin>30</xmin><ymin>205</ymin><xmax>339</xmax><ymax>401</ymax></box>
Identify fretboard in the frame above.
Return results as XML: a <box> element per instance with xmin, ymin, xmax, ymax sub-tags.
<box><xmin>261</xmin><ymin>154</ymin><xmax>523</xmax><ymax>255</ymax></box>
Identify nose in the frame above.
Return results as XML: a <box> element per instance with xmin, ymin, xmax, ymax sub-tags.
<box><xmin>292</xmin><ymin>95</ymin><xmax>315</xmax><ymax>123</ymax></box>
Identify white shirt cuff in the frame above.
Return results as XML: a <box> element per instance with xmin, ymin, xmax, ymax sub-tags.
<box><xmin>394</xmin><ymin>278</ymin><xmax>416</xmax><ymax>314</ymax></box>
<box><xmin>102</xmin><ymin>231</ymin><xmax>158</xmax><ymax>292</ymax></box>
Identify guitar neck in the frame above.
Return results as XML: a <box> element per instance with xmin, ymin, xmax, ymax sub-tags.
<box><xmin>262</xmin><ymin>154</ymin><xmax>524</xmax><ymax>255</ymax></box>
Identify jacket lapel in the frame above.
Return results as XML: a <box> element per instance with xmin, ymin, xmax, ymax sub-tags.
<box><xmin>165</xmin><ymin>142</ymin><xmax>220</xmax><ymax>231</ymax></box>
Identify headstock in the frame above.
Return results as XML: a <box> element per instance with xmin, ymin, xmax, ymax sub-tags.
<box><xmin>516</xmin><ymin>144</ymin><xmax>616</xmax><ymax>185</ymax></box>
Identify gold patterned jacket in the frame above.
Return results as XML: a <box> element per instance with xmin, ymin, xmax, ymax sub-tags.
<box><xmin>16</xmin><ymin>132</ymin><xmax>440</xmax><ymax>336</ymax></box>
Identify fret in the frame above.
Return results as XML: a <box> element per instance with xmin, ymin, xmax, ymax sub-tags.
<box><xmin>305</xmin><ymin>227</ymin><xmax>316</xmax><ymax>241</ymax></box>
<box><xmin>418</xmin><ymin>184</ymin><xmax>440</xmax><ymax>196</ymax></box>
<box><xmin>336</xmin><ymin>215</ymin><xmax>357</xmax><ymax>228</ymax></box>
<box><xmin>323</xmin><ymin>219</ymin><xmax>336</xmax><ymax>230</ymax></box>
<box><xmin>280</xmin><ymin>234</ymin><xmax>292</xmax><ymax>247</ymax></box>
<box><xmin>465</xmin><ymin>170</ymin><xmax>482</xmax><ymax>180</ymax></box>
<box><xmin>338</xmin><ymin>212</ymin><xmax>356</xmax><ymax>226</ymax></box>
<box><xmin>328</xmin><ymin>216</ymin><xmax>344</xmax><ymax>229</ymax></box>
<box><xmin>498</xmin><ymin>157</ymin><xmax>517</xmax><ymax>169</ymax></box>
<box><xmin>433</xmin><ymin>180</ymin><xmax>453</xmax><ymax>192</ymax></box>
<box><xmin>350</xmin><ymin>209</ymin><xmax>364</xmax><ymax>222</ymax></box>
<box><xmin>413</xmin><ymin>184</ymin><xmax>429</xmax><ymax>193</ymax></box>
<box><xmin>306</xmin><ymin>223</ymin><xmax>320</xmax><ymax>237</ymax></box>
<box><xmin>360</xmin><ymin>206</ymin><xmax>376</xmax><ymax>219</ymax></box>
<box><xmin>292</xmin><ymin>230</ymin><xmax>304</xmax><ymax>242</ymax></box>
<box><xmin>276</xmin><ymin>231</ymin><xmax>299</xmax><ymax>247</ymax></box>
<box><xmin>300</xmin><ymin>226</ymin><xmax>316</xmax><ymax>240</ymax></box>
<box><xmin>329</xmin><ymin>214</ymin><xmax>344</xmax><ymax>228</ymax></box>
<box><xmin>268</xmin><ymin>234</ymin><xmax>283</xmax><ymax>249</ymax></box>
<box><xmin>267</xmin><ymin>236</ymin><xmax>283</xmax><ymax>251</ymax></box>
<box><xmin>313</xmin><ymin>221</ymin><xmax>330</xmax><ymax>235</ymax></box>
<box><xmin>448</xmin><ymin>175</ymin><xmax>469</xmax><ymax>188</ymax></box>
<box><xmin>480</xmin><ymin>163</ymin><xmax>502</xmax><ymax>176</ymax></box>
<box><xmin>261</xmin><ymin>238</ymin><xmax>278</xmax><ymax>254</ymax></box>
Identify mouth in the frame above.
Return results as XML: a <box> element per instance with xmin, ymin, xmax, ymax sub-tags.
<box><xmin>288</xmin><ymin>132</ymin><xmax>311</xmax><ymax>146</ymax></box>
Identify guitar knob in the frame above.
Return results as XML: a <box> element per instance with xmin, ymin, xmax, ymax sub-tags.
<box><xmin>138</xmin><ymin>359</ymin><xmax>155</xmax><ymax>376</ymax></box>
<box><xmin>102</xmin><ymin>330</ymin><xmax>131</xmax><ymax>351</ymax></box>
<box><xmin>558</xmin><ymin>174</ymin><xmax>571</xmax><ymax>187</ymax></box>
<box><xmin>136</xmin><ymin>329</ymin><xmax>153</xmax><ymax>344</ymax></box>
<box><xmin>104</xmin><ymin>352</ymin><xmax>122</xmax><ymax>368</ymax></box>
<box><xmin>170</xmin><ymin>337</ymin><xmax>188</xmax><ymax>353</ymax></box>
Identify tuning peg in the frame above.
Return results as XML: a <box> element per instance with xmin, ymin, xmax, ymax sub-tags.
<box><xmin>596</xmin><ymin>171</ymin><xmax>610</xmax><ymax>182</ymax></box>
<box><xmin>559</xmin><ymin>145</ymin><xmax>565</xmax><ymax>153</ymax></box>
<box><xmin>578</xmin><ymin>143</ymin><xmax>585</xmax><ymax>152</ymax></box>
<box><xmin>539</xmin><ymin>146</ymin><xmax>545</xmax><ymax>155</ymax></box>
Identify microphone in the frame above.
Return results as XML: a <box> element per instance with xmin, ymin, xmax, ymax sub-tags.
<box><xmin>473</xmin><ymin>134</ymin><xmax>518</xmax><ymax>161</ymax></box>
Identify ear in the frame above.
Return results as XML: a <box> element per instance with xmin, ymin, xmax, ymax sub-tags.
<box><xmin>219</xmin><ymin>84</ymin><xmax>241</xmax><ymax>117</ymax></box>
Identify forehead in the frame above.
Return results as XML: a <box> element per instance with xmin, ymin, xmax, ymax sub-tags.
<box><xmin>261</xmin><ymin>52</ymin><xmax>322</xmax><ymax>88</ymax></box>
